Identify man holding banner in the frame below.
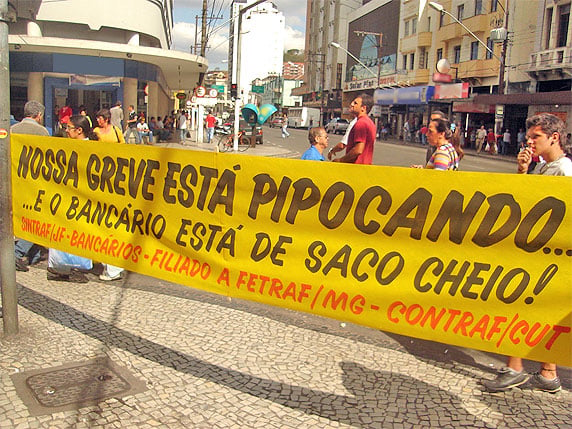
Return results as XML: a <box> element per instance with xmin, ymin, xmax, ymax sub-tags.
<box><xmin>482</xmin><ymin>113</ymin><xmax>571</xmax><ymax>393</ymax></box>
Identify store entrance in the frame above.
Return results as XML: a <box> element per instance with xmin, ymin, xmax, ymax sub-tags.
<box><xmin>54</xmin><ymin>88</ymin><xmax>114</xmax><ymax>119</ymax></box>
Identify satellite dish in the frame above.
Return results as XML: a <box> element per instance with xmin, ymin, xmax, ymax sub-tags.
<box><xmin>436</xmin><ymin>58</ymin><xmax>451</xmax><ymax>74</ymax></box>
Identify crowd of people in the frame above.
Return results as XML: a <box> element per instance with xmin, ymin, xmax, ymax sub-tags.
<box><xmin>300</xmin><ymin>94</ymin><xmax>570</xmax><ymax>395</ymax></box>
<box><xmin>52</xmin><ymin>101</ymin><xmax>186</xmax><ymax>144</ymax></box>
<box><xmin>11</xmin><ymin>96</ymin><xmax>570</xmax><ymax>396</ymax></box>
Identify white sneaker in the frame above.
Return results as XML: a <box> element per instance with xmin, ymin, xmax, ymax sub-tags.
<box><xmin>99</xmin><ymin>273</ymin><xmax>122</xmax><ymax>281</ymax></box>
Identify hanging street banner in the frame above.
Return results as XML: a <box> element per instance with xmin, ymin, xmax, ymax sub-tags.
<box><xmin>11</xmin><ymin>135</ymin><xmax>572</xmax><ymax>365</ymax></box>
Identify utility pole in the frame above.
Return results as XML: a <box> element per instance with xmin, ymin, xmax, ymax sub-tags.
<box><xmin>200</xmin><ymin>0</ymin><xmax>208</xmax><ymax>57</ymax></box>
<box><xmin>0</xmin><ymin>0</ymin><xmax>19</xmax><ymax>335</ymax></box>
<box><xmin>497</xmin><ymin>0</ymin><xmax>509</xmax><ymax>95</ymax></box>
<box><xmin>308</xmin><ymin>53</ymin><xmax>326</xmax><ymax>125</ymax></box>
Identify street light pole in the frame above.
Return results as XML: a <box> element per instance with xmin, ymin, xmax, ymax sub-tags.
<box><xmin>330</xmin><ymin>42</ymin><xmax>377</xmax><ymax>78</ymax></box>
<box><xmin>232</xmin><ymin>0</ymin><xmax>267</xmax><ymax>151</ymax></box>
<box><xmin>497</xmin><ymin>0</ymin><xmax>509</xmax><ymax>95</ymax></box>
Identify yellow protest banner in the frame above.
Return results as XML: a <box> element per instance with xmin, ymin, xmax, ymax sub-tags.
<box><xmin>11</xmin><ymin>135</ymin><xmax>572</xmax><ymax>365</ymax></box>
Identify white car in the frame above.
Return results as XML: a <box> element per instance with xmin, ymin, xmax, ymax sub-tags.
<box><xmin>325</xmin><ymin>118</ymin><xmax>349</xmax><ymax>134</ymax></box>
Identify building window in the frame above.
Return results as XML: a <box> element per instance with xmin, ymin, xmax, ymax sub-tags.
<box><xmin>457</xmin><ymin>4</ymin><xmax>464</xmax><ymax>22</ymax></box>
<box><xmin>470</xmin><ymin>41</ymin><xmax>479</xmax><ymax>60</ymax></box>
<box><xmin>486</xmin><ymin>37</ymin><xmax>493</xmax><ymax>59</ymax></box>
<box><xmin>404</xmin><ymin>20</ymin><xmax>409</xmax><ymax>36</ymax></box>
<box><xmin>336</xmin><ymin>63</ymin><xmax>342</xmax><ymax>89</ymax></box>
<box><xmin>419</xmin><ymin>47</ymin><xmax>427</xmax><ymax>69</ymax></box>
<box><xmin>557</xmin><ymin>4</ymin><xmax>570</xmax><ymax>47</ymax></box>
<box><xmin>439</xmin><ymin>11</ymin><xmax>445</xmax><ymax>28</ymax></box>
<box><xmin>403</xmin><ymin>54</ymin><xmax>408</xmax><ymax>70</ymax></box>
<box><xmin>436</xmin><ymin>48</ymin><xmax>443</xmax><ymax>62</ymax></box>
<box><xmin>410</xmin><ymin>53</ymin><xmax>415</xmax><ymax>70</ymax></box>
<box><xmin>545</xmin><ymin>8</ymin><xmax>553</xmax><ymax>49</ymax></box>
<box><xmin>475</xmin><ymin>0</ymin><xmax>483</xmax><ymax>15</ymax></box>
<box><xmin>411</xmin><ymin>18</ymin><xmax>417</xmax><ymax>34</ymax></box>
<box><xmin>491</xmin><ymin>0</ymin><xmax>498</xmax><ymax>12</ymax></box>
<box><xmin>454</xmin><ymin>45</ymin><xmax>461</xmax><ymax>63</ymax></box>
<box><xmin>427</xmin><ymin>16</ymin><xmax>431</xmax><ymax>32</ymax></box>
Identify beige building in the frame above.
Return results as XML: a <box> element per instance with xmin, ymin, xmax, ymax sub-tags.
<box><xmin>301</xmin><ymin>0</ymin><xmax>571</xmax><ymax>141</ymax></box>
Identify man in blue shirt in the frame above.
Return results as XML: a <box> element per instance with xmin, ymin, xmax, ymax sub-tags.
<box><xmin>301</xmin><ymin>127</ymin><xmax>328</xmax><ymax>161</ymax></box>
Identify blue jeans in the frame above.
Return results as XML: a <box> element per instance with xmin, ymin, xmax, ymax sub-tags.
<box><xmin>179</xmin><ymin>128</ymin><xmax>187</xmax><ymax>142</ymax></box>
<box><xmin>206</xmin><ymin>127</ymin><xmax>215</xmax><ymax>143</ymax></box>
<box><xmin>15</xmin><ymin>239</ymin><xmax>43</xmax><ymax>264</ymax></box>
<box><xmin>124</xmin><ymin>127</ymin><xmax>141</xmax><ymax>144</ymax></box>
<box><xmin>139</xmin><ymin>130</ymin><xmax>153</xmax><ymax>144</ymax></box>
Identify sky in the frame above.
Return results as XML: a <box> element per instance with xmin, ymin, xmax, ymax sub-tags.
<box><xmin>172</xmin><ymin>0</ymin><xmax>306</xmax><ymax>70</ymax></box>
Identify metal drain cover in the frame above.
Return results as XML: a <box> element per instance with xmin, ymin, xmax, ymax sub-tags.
<box><xmin>11</xmin><ymin>358</ymin><xmax>147</xmax><ymax>416</ymax></box>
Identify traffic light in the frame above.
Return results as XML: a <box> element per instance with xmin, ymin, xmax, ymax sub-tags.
<box><xmin>230</xmin><ymin>83</ymin><xmax>237</xmax><ymax>98</ymax></box>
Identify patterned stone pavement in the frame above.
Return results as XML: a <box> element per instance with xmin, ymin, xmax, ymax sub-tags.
<box><xmin>0</xmin><ymin>265</ymin><xmax>570</xmax><ymax>429</ymax></box>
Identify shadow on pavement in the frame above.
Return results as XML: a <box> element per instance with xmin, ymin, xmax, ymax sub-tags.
<box><xmin>17</xmin><ymin>283</ymin><xmax>502</xmax><ymax>427</ymax></box>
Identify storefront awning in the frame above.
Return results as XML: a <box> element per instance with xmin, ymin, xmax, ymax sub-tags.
<box><xmin>374</xmin><ymin>86</ymin><xmax>434</xmax><ymax>105</ymax></box>
<box><xmin>452</xmin><ymin>102</ymin><xmax>495</xmax><ymax>113</ymax></box>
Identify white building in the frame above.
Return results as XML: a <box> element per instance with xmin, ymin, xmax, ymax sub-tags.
<box><xmin>8</xmin><ymin>0</ymin><xmax>207</xmax><ymax>131</ymax></box>
<box><xmin>229</xmin><ymin>0</ymin><xmax>285</xmax><ymax>100</ymax></box>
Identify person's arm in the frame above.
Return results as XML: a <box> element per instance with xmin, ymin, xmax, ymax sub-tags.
<box><xmin>327</xmin><ymin>142</ymin><xmax>346</xmax><ymax>160</ymax></box>
<box><xmin>333</xmin><ymin>142</ymin><xmax>364</xmax><ymax>163</ymax></box>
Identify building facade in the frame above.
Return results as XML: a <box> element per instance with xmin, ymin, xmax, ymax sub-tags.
<box><xmin>301</xmin><ymin>0</ymin><xmax>571</xmax><ymax>144</ymax></box>
<box><xmin>293</xmin><ymin>0</ymin><xmax>362</xmax><ymax>124</ymax></box>
<box><xmin>228</xmin><ymin>0</ymin><xmax>285</xmax><ymax>101</ymax></box>
<box><xmin>8</xmin><ymin>0</ymin><xmax>207</xmax><ymax>132</ymax></box>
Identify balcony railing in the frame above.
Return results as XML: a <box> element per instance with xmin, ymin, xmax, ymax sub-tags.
<box><xmin>528</xmin><ymin>47</ymin><xmax>572</xmax><ymax>72</ymax></box>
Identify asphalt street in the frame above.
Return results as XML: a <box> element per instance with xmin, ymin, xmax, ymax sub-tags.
<box><xmin>1</xmin><ymin>131</ymin><xmax>569</xmax><ymax>428</ymax></box>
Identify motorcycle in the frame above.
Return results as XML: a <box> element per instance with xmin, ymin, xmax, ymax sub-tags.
<box><xmin>215</xmin><ymin>122</ymin><xmax>232</xmax><ymax>135</ymax></box>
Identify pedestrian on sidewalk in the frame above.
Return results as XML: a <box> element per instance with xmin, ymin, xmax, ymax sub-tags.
<box><xmin>177</xmin><ymin>110</ymin><xmax>188</xmax><ymax>143</ymax></box>
<box><xmin>205</xmin><ymin>111</ymin><xmax>216</xmax><ymax>143</ymax></box>
<box><xmin>501</xmin><ymin>129</ymin><xmax>511</xmax><ymax>155</ymax></box>
<box><xmin>481</xmin><ymin>113</ymin><xmax>571</xmax><ymax>394</ymax></box>
<box><xmin>124</xmin><ymin>105</ymin><xmax>141</xmax><ymax>144</ymax></box>
<box><xmin>486</xmin><ymin>128</ymin><xmax>497</xmax><ymax>154</ymax></box>
<box><xmin>475</xmin><ymin>125</ymin><xmax>487</xmax><ymax>153</ymax></box>
<box><xmin>281</xmin><ymin>114</ymin><xmax>290</xmax><ymax>138</ymax></box>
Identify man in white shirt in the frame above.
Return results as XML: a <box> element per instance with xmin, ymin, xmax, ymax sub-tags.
<box><xmin>137</xmin><ymin>117</ymin><xmax>153</xmax><ymax>145</ymax></box>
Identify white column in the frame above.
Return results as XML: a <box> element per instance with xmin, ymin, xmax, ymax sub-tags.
<box><xmin>27</xmin><ymin>72</ymin><xmax>43</xmax><ymax>103</ymax></box>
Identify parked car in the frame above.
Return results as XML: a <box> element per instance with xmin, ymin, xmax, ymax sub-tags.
<box><xmin>238</xmin><ymin>119</ymin><xmax>263</xmax><ymax>144</ymax></box>
<box><xmin>325</xmin><ymin>118</ymin><xmax>350</xmax><ymax>134</ymax></box>
<box><xmin>269</xmin><ymin>117</ymin><xmax>284</xmax><ymax>128</ymax></box>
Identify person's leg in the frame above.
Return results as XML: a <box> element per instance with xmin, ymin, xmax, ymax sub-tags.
<box><xmin>124</xmin><ymin>127</ymin><xmax>134</xmax><ymax>143</ymax></box>
<box><xmin>15</xmin><ymin>239</ymin><xmax>34</xmax><ymax>259</ymax></box>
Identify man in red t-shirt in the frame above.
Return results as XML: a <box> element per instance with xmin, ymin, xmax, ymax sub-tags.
<box><xmin>205</xmin><ymin>111</ymin><xmax>217</xmax><ymax>143</ymax></box>
<box><xmin>328</xmin><ymin>93</ymin><xmax>376</xmax><ymax>164</ymax></box>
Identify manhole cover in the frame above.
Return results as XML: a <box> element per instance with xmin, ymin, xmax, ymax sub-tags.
<box><xmin>11</xmin><ymin>358</ymin><xmax>147</xmax><ymax>416</ymax></box>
